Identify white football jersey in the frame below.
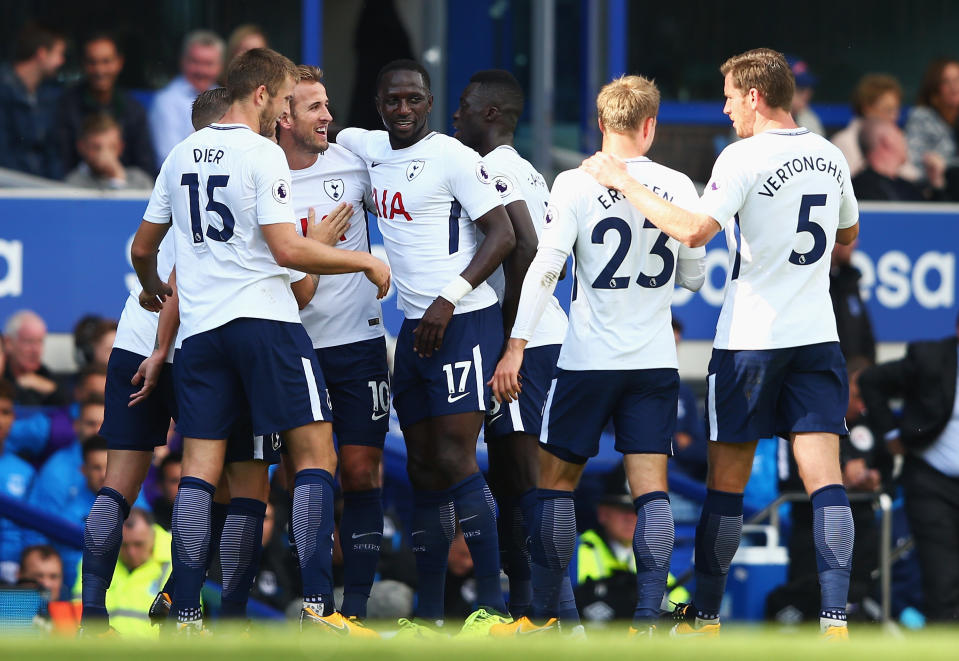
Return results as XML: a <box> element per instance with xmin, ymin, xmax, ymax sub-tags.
<box><xmin>481</xmin><ymin>145</ymin><xmax>568</xmax><ymax>348</ymax></box>
<box><xmin>113</xmin><ymin>232</ymin><xmax>177</xmax><ymax>362</ymax></box>
<box><xmin>336</xmin><ymin>129</ymin><xmax>500</xmax><ymax>319</ymax></box>
<box><xmin>291</xmin><ymin>144</ymin><xmax>385</xmax><ymax>349</ymax></box>
<box><xmin>699</xmin><ymin>128</ymin><xmax>859</xmax><ymax>350</ymax></box>
<box><xmin>143</xmin><ymin>123</ymin><xmax>300</xmax><ymax>340</ymax></box>
<box><xmin>540</xmin><ymin>159</ymin><xmax>705</xmax><ymax>371</ymax></box>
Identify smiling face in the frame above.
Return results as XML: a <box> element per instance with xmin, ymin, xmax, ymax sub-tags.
<box><xmin>723</xmin><ymin>72</ymin><xmax>756</xmax><ymax>138</ymax></box>
<box><xmin>376</xmin><ymin>69</ymin><xmax>433</xmax><ymax>148</ymax></box>
<box><xmin>452</xmin><ymin>82</ymin><xmax>487</xmax><ymax>149</ymax></box>
<box><xmin>286</xmin><ymin>80</ymin><xmax>333</xmax><ymax>153</ymax></box>
<box><xmin>83</xmin><ymin>39</ymin><xmax>123</xmax><ymax>96</ymax></box>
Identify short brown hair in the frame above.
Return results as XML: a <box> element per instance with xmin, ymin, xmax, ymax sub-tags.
<box><xmin>80</xmin><ymin>113</ymin><xmax>120</xmax><ymax>140</ymax></box>
<box><xmin>225</xmin><ymin>47</ymin><xmax>296</xmax><ymax>100</ymax></box>
<box><xmin>917</xmin><ymin>57</ymin><xmax>959</xmax><ymax>109</ymax></box>
<box><xmin>851</xmin><ymin>74</ymin><xmax>902</xmax><ymax>116</ymax></box>
<box><xmin>296</xmin><ymin>64</ymin><xmax>324</xmax><ymax>84</ymax></box>
<box><xmin>192</xmin><ymin>87</ymin><xmax>230</xmax><ymax>130</ymax></box>
<box><xmin>596</xmin><ymin>75</ymin><xmax>660</xmax><ymax>133</ymax></box>
<box><xmin>19</xmin><ymin>544</ymin><xmax>61</xmax><ymax>568</ymax></box>
<box><xmin>720</xmin><ymin>48</ymin><xmax>794</xmax><ymax>112</ymax></box>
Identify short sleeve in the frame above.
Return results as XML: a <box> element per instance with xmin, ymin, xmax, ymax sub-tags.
<box><xmin>143</xmin><ymin>156</ymin><xmax>172</xmax><ymax>224</ymax></box>
<box><xmin>673</xmin><ymin>175</ymin><xmax>707</xmax><ymax>258</ymax></box>
<box><xmin>697</xmin><ymin>145</ymin><xmax>752</xmax><ymax>229</ymax></box>
<box><xmin>253</xmin><ymin>143</ymin><xmax>295</xmax><ymax>226</ymax></box>
<box><xmin>288</xmin><ymin>268</ymin><xmax>307</xmax><ymax>283</ymax></box>
<box><xmin>537</xmin><ymin>170</ymin><xmax>580</xmax><ymax>255</ymax></box>
<box><xmin>444</xmin><ymin>141</ymin><xmax>501</xmax><ymax>221</ymax></box>
<box><xmin>487</xmin><ymin>169</ymin><xmax>525</xmax><ymax>207</ymax></box>
<box><xmin>838</xmin><ymin>158</ymin><xmax>859</xmax><ymax>230</ymax></box>
<box><xmin>336</xmin><ymin>128</ymin><xmax>369</xmax><ymax>159</ymax></box>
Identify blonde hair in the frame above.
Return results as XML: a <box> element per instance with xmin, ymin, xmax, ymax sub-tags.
<box><xmin>596</xmin><ymin>75</ymin><xmax>660</xmax><ymax>133</ymax></box>
<box><xmin>720</xmin><ymin>48</ymin><xmax>794</xmax><ymax>111</ymax></box>
<box><xmin>296</xmin><ymin>64</ymin><xmax>324</xmax><ymax>84</ymax></box>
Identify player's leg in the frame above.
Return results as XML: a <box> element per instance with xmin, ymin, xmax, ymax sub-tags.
<box><xmin>614</xmin><ymin>368</ymin><xmax>678</xmax><ymax>632</ymax></box>
<box><xmin>682</xmin><ymin>349</ymin><xmax>784</xmax><ymax>629</ymax></box>
<box><xmin>220</xmin><ymin>456</ymin><xmax>271</xmax><ymax>618</ymax></box>
<box><xmin>320</xmin><ymin>337</ymin><xmax>390</xmax><ymax>620</ymax></box>
<box><xmin>85</xmin><ymin>349</ymin><xmax>172</xmax><ymax>628</ymax></box>
<box><xmin>782</xmin><ymin>343</ymin><xmax>854</xmax><ymax>635</ymax></box>
<box><xmin>284</xmin><ymin>420</ymin><xmax>339</xmax><ymax>620</ymax></box>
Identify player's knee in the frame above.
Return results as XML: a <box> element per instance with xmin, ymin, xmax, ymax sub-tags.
<box><xmin>340</xmin><ymin>457</ymin><xmax>381</xmax><ymax>491</ymax></box>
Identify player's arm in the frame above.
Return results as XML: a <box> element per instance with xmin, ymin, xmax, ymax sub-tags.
<box><xmin>261</xmin><ymin>223</ymin><xmax>390</xmax><ymax>298</ymax></box>
<box><xmin>500</xmin><ymin>200</ymin><xmax>538</xmax><ymax>339</ymax></box>
<box><xmin>490</xmin><ymin>245</ymin><xmax>567</xmax><ymax>403</ymax></box>
<box><xmin>131</xmin><ymin>220</ymin><xmax>174</xmax><ymax>309</ymax></box>
<box><xmin>581</xmin><ymin>153</ymin><xmax>721</xmax><ymax>248</ymax></box>
<box><xmin>836</xmin><ymin>223</ymin><xmax>859</xmax><ymax>245</ymax></box>
<box><xmin>290</xmin><ymin>271</ymin><xmax>319</xmax><ymax>309</ymax></box>
<box><xmin>836</xmin><ymin>160</ymin><xmax>861</xmax><ymax>245</ymax></box>
<box><xmin>131</xmin><ymin>267</ymin><xmax>180</xmax><ymax>407</ymax></box>
<box><xmin>413</xmin><ymin>204</ymin><xmax>515</xmax><ymax>357</ymax></box>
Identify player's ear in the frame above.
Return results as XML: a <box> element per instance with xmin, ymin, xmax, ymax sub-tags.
<box><xmin>597</xmin><ymin>116</ymin><xmax>605</xmax><ymax>135</ymax></box>
<box><xmin>254</xmin><ymin>83</ymin><xmax>268</xmax><ymax>106</ymax></box>
<box><xmin>425</xmin><ymin>93</ymin><xmax>434</xmax><ymax>113</ymax></box>
<box><xmin>277</xmin><ymin>110</ymin><xmax>292</xmax><ymax>131</ymax></box>
<box><xmin>485</xmin><ymin>105</ymin><xmax>499</xmax><ymax>122</ymax></box>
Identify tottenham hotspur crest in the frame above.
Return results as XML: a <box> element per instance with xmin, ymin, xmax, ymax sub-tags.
<box><xmin>323</xmin><ymin>178</ymin><xmax>345</xmax><ymax>201</ymax></box>
<box><xmin>406</xmin><ymin>160</ymin><xmax>425</xmax><ymax>181</ymax></box>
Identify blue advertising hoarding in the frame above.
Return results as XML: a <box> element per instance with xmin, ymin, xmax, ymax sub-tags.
<box><xmin>0</xmin><ymin>194</ymin><xmax>956</xmax><ymax>342</ymax></box>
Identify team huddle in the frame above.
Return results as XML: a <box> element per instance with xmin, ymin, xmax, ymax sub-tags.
<box><xmin>78</xmin><ymin>46</ymin><xmax>859</xmax><ymax>640</ymax></box>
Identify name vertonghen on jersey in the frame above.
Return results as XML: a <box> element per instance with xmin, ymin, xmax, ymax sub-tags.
<box><xmin>758</xmin><ymin>155</ymin><xmax>846</xmax><ymax>198</ymax></box>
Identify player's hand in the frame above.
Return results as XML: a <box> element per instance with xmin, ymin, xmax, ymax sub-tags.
<box><xmin>139</xmin><ymin>277</ymin><xmax>173</xmax><ymax>312</ymax></box>
<box><xmin>488</xmin><ymin>342</ymin><xmax>525</xmax><ymax>403</ymax></box>
<box><xmin>413</xmin><ymin>298</ymin><xmax>455</xmax><ymax>358</ymax></box>
<box><xmin>363</xmin><ymin>255</ymin><xmax>391</xmax><ymax>299</ymax></box>
<box><xmin>129</xmin><ymin>352</ymin><xmax>164</xmax><ymax>407</ymax></box>
<box><xmin>307</xmin><ymin>204</ymin><xmax>352</xmax><ymax>246</ymax></box>
<box><xmin>581</xmin><ymin>151</ymin><xmax>630</xmax><ymax>190</ymax></box>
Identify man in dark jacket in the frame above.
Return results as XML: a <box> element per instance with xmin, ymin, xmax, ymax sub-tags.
<box><xmin>57</xmin><ymin>33</ymin><xmax>156</xmax><ymax>176</ymax></box>
<box><xmin>830</xmin><ymin>241</ymin><xmax>876</xmax><ymax>363</ymax></box>
<box><xmin>859</xmin><ymin>313</ymin><xmax>959</xmax><ymax>621</ymax></box>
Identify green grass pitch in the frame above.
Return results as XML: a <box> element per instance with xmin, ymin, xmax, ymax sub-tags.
<box><xmin>1</xmin><ymin>624</ymin><xmax>956</xmax><ymax>661</ymax></box>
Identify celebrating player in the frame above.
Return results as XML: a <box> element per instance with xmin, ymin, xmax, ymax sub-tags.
<box><xmin>582</xmin><ymin>48</ymin><xmax>859</xmax><ymax>640</ymax></box>
<box><xmin>337</xmin><ymin>59</ymin><xmax>516</xmax><ymax>636</ymax></box>
<box><xmin>276</xmin><ymin>65</ymin><xmax>390</xmax><ymax>629</ymax></box>
<box><xmin>130</xmin><ymin>48</ymin><xmax>389</xmax><ymax>635</ymax></box>
<box><xmin>452</xmin><ymin>69</ymin><xmax>576</xmax><ymax>624</ymax></box>
<box><xmin>489</xmin><ymin>75</ymin><xmax>705</xmax><ymax>636</ymax></box>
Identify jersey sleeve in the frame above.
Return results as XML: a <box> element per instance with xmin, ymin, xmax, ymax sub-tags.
<box><xmin>444</xmin><ymin>141</ymin><xmax>501</xmax><ymax>221</ymax></box>
<box><xmin>697</xmin><ymin>144</ymin><xmax>752</xmax><ymax>229</ymax></box>
<box><xmin>838</xmin><ymin>158</ymin><xmax>859</xmax><ymax>230</ymax></box>
<box><xmin>142</xmin><ymin>156</ymin><xmax>173</xmax><ymax>224</ymax></box>
<box><xmin>674</xmin><ymin>175</ymin><xmax>707</xmax><ymax>259</ymax></box>
<box><xmin>488</xmin><ymin>168</ymin><xmax>525</xmax><ymax>207</ymax></box>
<box><xmin>537</xmin><ymin>170</ymin><xmax>581</xmax><ymax>256</ymax></box>
<box><xmin>253</xmin><ymin>143</ymin><xmax>295</xmax><ymax>226</ymax></box>
<box><xmin>335</xmin><ymin>128</ymin><xmax>369</xmax><ymax>160</ymax></box>
<box><xmin>288</xmin><ymin>268</ymin><xmax>307</xmax><ymax>283</ymax></box>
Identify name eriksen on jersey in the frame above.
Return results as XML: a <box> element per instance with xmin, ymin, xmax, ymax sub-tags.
<box><xmin>598</xmin><ymin>184</ymin><xmax>673</xmax><ymax>210</ymax></box>
<box><xmin>758</xmin><ymin>155</ymin><xmax>843</xmax><ymax>198</ymax></box>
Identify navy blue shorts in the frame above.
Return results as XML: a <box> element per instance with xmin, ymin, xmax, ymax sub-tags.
<box><xmin>100</xmin><ymin>348</ymin><xmax>177</xmax><ymax>451</ymax></box>
<box><xmin>393</xmin><ymin>305</ymin><xmax>503</xmax><ymax>429</ymax></box>
<box><xmin>705</xmin><ymin>342</ymin><xmax>849</xmax><ymax>443</ymax></box>
<box><xmin>485</xmin><ymin>344</ymin><xmax>560</xmax><ymax>441</ymax></box>
<box><xmin>316</xmin><ymin>336</ymin><xmax>390</xmax><ymax>448</ymax></box>
<box><xmin>175</xmin><ymin>318</ymin><xmax>332</xmax><ymax>440</ymax></box>
<box><xmin>540</xmin><ymin>368</ymin><xmax>679</xmax><ymax>464</ymax></box>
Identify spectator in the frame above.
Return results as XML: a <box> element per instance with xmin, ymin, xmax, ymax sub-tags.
<box><xmin>57</xmin><ymin>32</ymin><xmax>156</xmax><ymax>176</ymax></box>
<box><xmin>832</xmin><ymin>74</ymin><xmax>920</xmax><ymax>180</ymax></box>
<box><xmin>73</xmin><ymin>314</ymin><xmax>104</xmax><ymax>368</ymax></box>
<box><xmin>859</xmin><ymin>311</ymin><xmax>959</xmax><ymax>621</ymax></box>
<box><xmin>905</xmin><ymin>58</ymin><xmax>959</xmax><ymax>187</ymax></box>
<box><xmin>26</xmin><ymin>434</ymin><xmax>108</xmax><ymax>599</ymax></box>
<box><xmin>830</xmin><ymin>237</ymin><xmax>876</xmax><ymax>364</ymax></box>
<box><xmin>16</xmin><ymin>544</ymin><xmax>63</xmax><ymax>598</ymax></box>
<box><xmin>81</xmin><ymin>508</ymin><xmax>171</xmax><ymax>637</ymax></box>
<box><xmin>3</xmin><ymin>310</ymin><xmax>67</xmax><ymax>406</ymax></box>
<box><xmin>0</xmin><ymin>379</ymin><xmax>33</xmax><ymax>584</ymax></box>
<box><xmin>787</xmin><ymin>55</ymin><xmax>825</xmax><ymax>136</ymax></box>
<box><xmin>0</xmin><ymin>23</ymin><xmax>66</xmax><ymax>179</ymax></box>
<box><xmin>150</xmin><ymin>452</ymin><xmax>180</xmax><ymax>531</ymax></box>
<box><xmin>89</xmin><ymin>319</ymin><xmax>118</xmax><ymax>367</ymax></box>
<box><xmin>225</xmin><ymin>24</ymin><xmax>268</xmax><ymax>69</ymax></box>
<box><xmin>854</xmin><ymin>119</ymin><xmax>941</xmax><ymax>201</ymax></box>
<box><xmin>671</xmin><ymin>318</ymin><xmax>707</xmax><ymax>482</ymax></box>
<box><xmin>65</xmin><ymin>114</ymin><xmax>154</xmax><ymax>191</ymax></box>
<box><xmin>570</xmin><ymin>465</ymin><xmax>688</xmax><ymax>623</ymax></box>
<box><xmin>149</xmin><ymin>30</ymin><xmax>224</xmax><ymax>162</ymax></box>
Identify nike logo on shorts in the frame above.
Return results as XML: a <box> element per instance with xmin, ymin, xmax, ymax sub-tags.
<box><xmin>447</xmin><ymin>392</ymin><xmax>471</xmax><ymax>404</ymax></box>
<box><xmin>371</xmin><ymin>411</ymin><xmax>389</xmax><ymax>421</ymax></box>
<box><xmin>351</xmin><ymin>531</ymin><xmax>383</xmax><ymax>539</ymax></box>
<box><xmin>488</xmin><ymin>413</ymin><xmax>504</xmax><ymax>424</ymax></box>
